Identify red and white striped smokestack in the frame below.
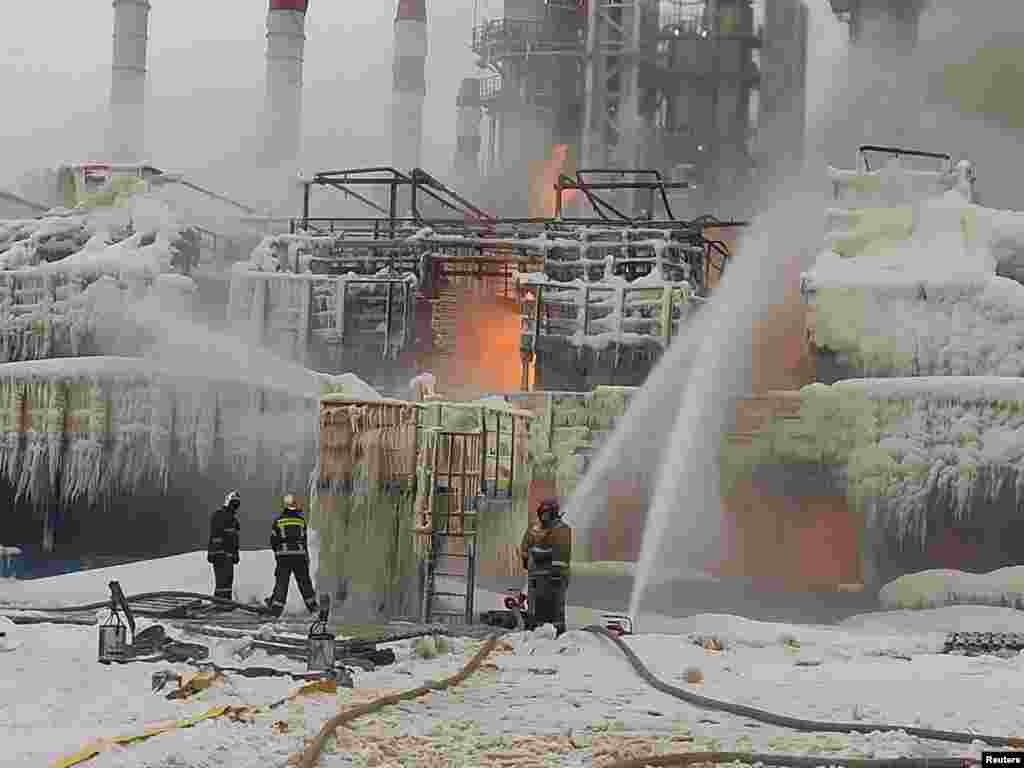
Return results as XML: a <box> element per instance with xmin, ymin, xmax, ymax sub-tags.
<box><xmin>454</xmin><ymin>78</ymin><xmax>482</xmax><ymax>179</ymax></box>
<box><xmin>265</xmin><ymin>0</ymin><xmax>309</xmax><ymax>170</ymax></box>
<box><xmin>107</xmin><ymin>0</ymin><xmax>151</xmax><ymax>164</ymax></box>
<box><xmin>392</xmin><ymin>0</ymin><xmax>427</xmax><ymax>172</ymax></box>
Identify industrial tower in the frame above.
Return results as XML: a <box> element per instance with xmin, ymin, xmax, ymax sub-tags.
<box><xmin>469</xmin><ymin>1</ymin><xmax>767</xmax><ymax>220</ymax></box>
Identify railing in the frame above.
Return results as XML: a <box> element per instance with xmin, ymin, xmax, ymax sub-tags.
<box><xmin>228</xmin><ymin>272</ymin><xmax>417</xmax><ymax>361</ymax></box>
<box><xmin>472</xmin><ymin>18</ymin><xmax>550</xmax><ymax>56</ymax></box>
<box><xmin>478</xmin><ymin>74</ymin><xmax>504</xmax><ymax>104</ymax></box>
<box><xmin>520</xmin><ymin>280</ymin><xmax>691</xmax><ymax>352</ymax></box>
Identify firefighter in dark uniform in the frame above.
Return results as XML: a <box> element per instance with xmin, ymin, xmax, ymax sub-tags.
<box><xmin>265</xmin><ymin>494</ymin><xmax>319</xmax><ymax>618</ymax></box>
<box><xmin>207</xmin><ymin>490</ymin><xmax>241</xmax><ymax>600</ymax></box>
<box><xmin>520</xmin><ymin>498</ymin><xmax>572</xmax><ymax>635</ymax></box>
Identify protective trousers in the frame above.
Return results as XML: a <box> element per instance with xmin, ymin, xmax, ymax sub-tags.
<box><xmin>269</xmin><ymin>556</ymin><xmax>318</xmax><ymax>616</ymax></box>
<box><xmin>528</xmin><ymin>572</ymin><xmax>567</xmax><ymax>634</ymax></box>
<box><xmin>211</xmin><ymin>556</ymin><xmax>234</xmax><ymax>601</ymax></box>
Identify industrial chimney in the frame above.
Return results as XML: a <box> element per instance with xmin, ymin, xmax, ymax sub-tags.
<box><xmin>392</xmin><ymin>0</ymin><xmax>428</xmax><ymax>172</ymax></box>
<box><xmin>453</xmin><ymin>78</ymin><xmax>483</xmax><ymax>179</ymax></box>
<box><xmin>265</xmin><ymin>0</ymin><xmax>310</xmax><ymax>171</ymax></box>
<box><xmin>107</xmin><ymin>0</ymin><xmax>151</xmax><ymax>164</ymax></box>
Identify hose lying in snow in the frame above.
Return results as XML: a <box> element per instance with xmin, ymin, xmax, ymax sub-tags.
<box><xmin>582</xmin><ymin>625</ymin><xmax>1024</xmax><ymax>749</ymax></box>
<box><xmin>286</xmin><ymin>634</ymin><xmax>501</xmax><ymax>768</ymax></box>
<box><xmin>603</xmin><ymin>754</ymin><xmax>982</xmax><ymax>768</ymax></box>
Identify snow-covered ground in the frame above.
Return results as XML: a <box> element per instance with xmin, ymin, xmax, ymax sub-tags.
<box><xmin>2</xmin><ymin>557</ymin><xmax>1024</xmax><ymax>767</ymax></box>
<box><xmin>0</xmin><ymin>551</ymin><xmax>313</xmax><ymax>615</ymax></box>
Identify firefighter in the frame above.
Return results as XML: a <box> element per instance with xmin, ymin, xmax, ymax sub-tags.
<box><xmin>265</xmin><ymin>494</ymin><xmax>319</xmax><ymax>618</ymax></box>
<box><xmin>520</xmin><ymin>498</ymin><xmax>572</xmax><ymax>635</ymax></box>
<box><xmin>207</xmin><ymin>490</ymin><xmax>242</xmax><ymax>601</ymax></box>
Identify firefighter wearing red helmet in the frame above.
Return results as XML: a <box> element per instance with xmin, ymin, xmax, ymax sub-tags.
<box><xmin>520</xmin><ymin>498</ymin><xmax>572</xmax><ymax>635</ymax></box>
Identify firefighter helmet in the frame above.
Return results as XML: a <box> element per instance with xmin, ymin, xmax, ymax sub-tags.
<box><xmin>537</xmin><ymin>498</ymin><xmax>561</xmax><ymax>522</ymax></box>
<box><xmin>224</xmin><ymin>490</ymin><xmax>241</xmax><ymax>509</ymax></box>
<box><xmin>283</xmin><ymin>494</ymin><xmax>301</xmax><ymax>512</ymax></box>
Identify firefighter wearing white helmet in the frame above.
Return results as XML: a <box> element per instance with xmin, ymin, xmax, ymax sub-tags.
<box><xmin>264</xmin><ymin>494</ymin><xmax>318</xmax><ymax>617</ymax></box>
<box><xmin>207</xmin><ymin>490</ymin><xmax>242</xmax><ymax>601</ymax></box>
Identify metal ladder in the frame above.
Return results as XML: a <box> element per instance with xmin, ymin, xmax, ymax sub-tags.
<box><xmin>420</xmin><ymin>431</ymin><xmax>481</xmax><ymax>625</ymax></box>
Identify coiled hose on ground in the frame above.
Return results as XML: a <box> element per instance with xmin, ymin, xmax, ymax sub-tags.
<box><xmin>581</xmin><ymin>624</ymin><xmax>1024</xmax><ymax>748</ymax></box>
<box><xmin>53</xmin><ymin>623</ymin><xmax>1024</xmax><ymax>768</ymax></box>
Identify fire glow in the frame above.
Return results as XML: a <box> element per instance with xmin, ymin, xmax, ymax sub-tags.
<box><xmin>531</xmin><ymin>144</ymin><xmax>579</xmax><ymax>218</ymax></box>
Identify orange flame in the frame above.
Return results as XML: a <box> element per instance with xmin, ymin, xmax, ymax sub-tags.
<box><xmin>431</xmin><ymin>294</ymin><xmax>524</xmax><ymax>399</ymax></box>
<box><xmin>530</xmin><ymin>144</ymin><xmax>579</xmax><ymax>218</ymax></box>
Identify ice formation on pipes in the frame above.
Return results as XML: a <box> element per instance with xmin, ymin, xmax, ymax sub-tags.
<box><xmin>723</xmin><ymin>377</ymin><xmax>1024</xmax><ymax>547</ymax></box>
<box><xmin>0</xmin><ymin>356</ymin><xmax>375</xmax><ymax>508</ymax></box>
<box><xmin>804</xmin><ymin>158</ymin><xmax>1024</xmax><ymax>376</ymax></box>
<box><xmin>0</xmin><ymin>196</ymin><xmax>193</xmax><ymax>363</ymax></box>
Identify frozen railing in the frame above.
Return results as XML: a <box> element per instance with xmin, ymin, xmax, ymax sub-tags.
<box><xmin>828</xmin><ymin>146</ymin><xmax>956</xmax><ymax>209</ymax></box>
<box><xmin>519</xmin><ymin>278</ymin><xmax>692</xmax><ymax>350</ymax></box>
<box><xmin>542</xmin><ymin>231</ymin><xmax>700</xmax><ymax>284</ymax></box>
<box><xmin>227</xmin><ymin>271</ymin><xmax>417</xmax><ymax>363</ymax></box>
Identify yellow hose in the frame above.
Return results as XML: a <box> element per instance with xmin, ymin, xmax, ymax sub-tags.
<box><xmin>287</xmin><ymin>634</ymin><xmax>500</xmax><ymax>768</ymax></box>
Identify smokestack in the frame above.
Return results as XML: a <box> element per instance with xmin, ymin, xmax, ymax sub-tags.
<box><xmin>107</xmin><ymin>0</ymin><xmax>151</xmax><ymax>164</ymax></box>
<box><xmin>265</xmin><ymin>0</ymin><xmax>310</xmax><ymax>171</ymax></box>
<box><xmin>454</xmin><ymin>78</ymin><xmax>482</xmax><ymax>179</ymax></box>
<box><xmin>392</xmin><ymin>0</ymin><xmax>427</xmax><ymax>171</ymax></box>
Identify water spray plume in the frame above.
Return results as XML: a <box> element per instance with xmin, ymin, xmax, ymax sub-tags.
<box><xmin>566</xmin><ymin>0</ymin><xmax>845</xmax><ymax>617</ymax></box>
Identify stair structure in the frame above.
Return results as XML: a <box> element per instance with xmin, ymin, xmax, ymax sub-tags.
<box><xmin>419</xmin><ymin>430</ymin><xmax>482</xmax><ymax>625</ymax></box>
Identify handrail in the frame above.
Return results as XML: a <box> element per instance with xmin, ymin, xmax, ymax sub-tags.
<box><xmin>858</xmin><ymin>145</ymin><xmax>952</xmax><ymax>172</ymax></box>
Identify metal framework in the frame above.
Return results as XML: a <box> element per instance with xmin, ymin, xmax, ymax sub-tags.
<box><xmin>582</xmin><ymin>0</ymin><xmax>649</xmax><ymax>174</ymax></box>
<box><xmin>467</xmin><ymin>2</ymin><xmax>762</xmax><ymax>217</ymax></box>
<box><xmin>856</xmin><ymin>145</ymin><xmax>952</xmax><ymax>173</ymax></box>
<box><xmin>280</xmin><ymin>165</ymin><xmax>745</xmax><ymax>298</ymax></box>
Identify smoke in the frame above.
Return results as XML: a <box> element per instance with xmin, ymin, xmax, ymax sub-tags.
<box><xmin>817</xmin><ymin>1</ymin><xmax>1024</xmax><ymax>209</ymax></box>
<box><xmin>1</xmin><ymin>1</ymin><xmax>475</xmax><ymax>214</ymax></box>
<box><xmin>571</xmin><ymin>1</ymin><xmax>1024</xmax><ymax>612</ymax></box>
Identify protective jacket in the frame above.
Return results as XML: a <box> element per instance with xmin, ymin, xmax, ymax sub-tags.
<box><xmin>207</xmin><ymin>506</ymin><xmax>241</xmax><ymax>564</ymax></box>
<box><xmin>271</xmin><ymin>510</ymin><xmax>309</xmax><ymax>559</ymax></box>
<box><xmin>520</xmin><ymin>519</ymin><xmax>572</xmax><ymax>578</ymax></box>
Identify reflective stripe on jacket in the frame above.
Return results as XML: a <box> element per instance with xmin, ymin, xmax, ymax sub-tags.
<box><xmin>271</xmin><ymin>512</ymin><xmax>309</xmax><ymax>558</ymax></box>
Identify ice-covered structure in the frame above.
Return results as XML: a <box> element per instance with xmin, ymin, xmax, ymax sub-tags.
<box><xmin>0</xmin><ymin>195</ymin><xmax>196</xmax><ymax>363</ymax></box>
<box><xmin>0</xmin><ymin>183</ymin><xmax>386</xmax><ymax>563</ymax></box>
<box><xmin>721</xmin><ymin>152</ymin><xmax>1024</xmax><ymax>587</ymax></box>
<box><xmin>805</xmin><ymin>157</ymin><xmax>1024</xmax><ymax>378</ymax></box>
<box><xmin>311</xmin><ymin>393</ymin><xmax>533</xmax><ymax>622</ymax></box>
<box><xmin>228</xmin><ymin>234</ymin><xmax>420</xmax><ymax>373</ymax></box>
<box><xmin>517</xmin><ymin>226</ymin><xmax>700</xmax><ymax>390</ymax></box>
<box><xmin>226</xmin><ymin>225</ymin><xmax>707</xmax><ymax>391</ymax></box>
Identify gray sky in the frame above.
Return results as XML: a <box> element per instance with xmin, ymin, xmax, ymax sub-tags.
<box><xmin>0</xmin><ymin>1</ymin><xmax>475</xmax><ymax>197</ymax></box>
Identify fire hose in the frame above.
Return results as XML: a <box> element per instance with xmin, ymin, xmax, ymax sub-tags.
<box><xmin>52</xmin><ymin>621</ymin><xmax>1022</xmax><ymax>768</ymax></box>
<box><xmin>581</xmin><ymin>625</ymin><xmax>1024</xmax><ymax>749</ymax></box>
<box><xmin>287</xmin><ymin>633</ymin><xmax>501</xmax><ymax>768</ymax></box>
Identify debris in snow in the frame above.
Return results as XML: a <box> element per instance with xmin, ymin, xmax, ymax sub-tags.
<box><xmin>150</xmin><ymin>669</ymin><xmax>182</xmax><ymax>693</ymax></box>
<box><xmin>691</xmin><ymin>634</ymin><xmax>728</xmax><ymax>652</ymax></box>
<box><xmin>165</xmin><ymin>670</ymin><xmax>227</xmax><ymax>700</ymax></box>
<box><xmin>778</xmin><ymin>633</ymin><xmax>801</xmax><ymax>649</ymax></box>
<box><xmin>683</xmin><ymin>665</ymin><xmax>704</xmax><ymax>684</ymax></box>
<box><xmin>532</xmin><ymin>623</ymin><xmax>558</xmax><ymax>642</ymax></box>
<box><xmin>0</xmin><ymin>616</ymin><xmax>19</xmax><ymax>651</ymax></box>
<box><xmin>413</xmin><ymin>636</ymin><xmax>439</xmax><ymax>660</ymax></box>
